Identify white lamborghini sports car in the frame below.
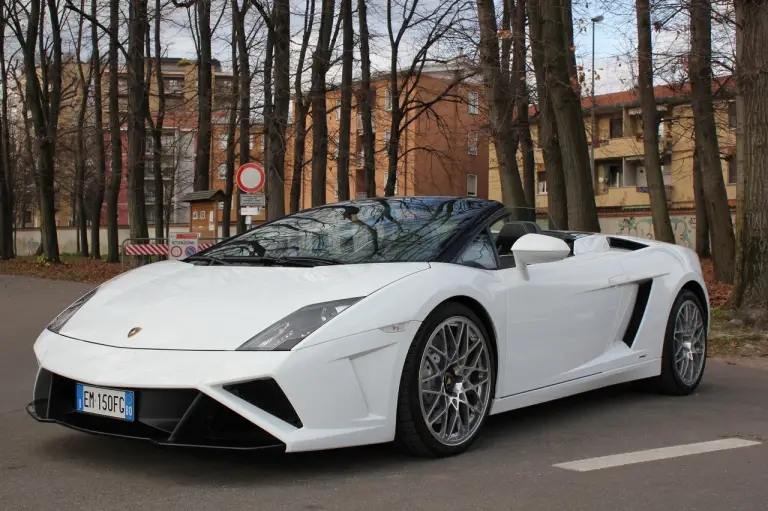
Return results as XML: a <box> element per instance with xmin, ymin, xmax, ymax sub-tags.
<box><xmin>28</xmin><ymin>197</ymin><xmax>709</xmax><ymax>457</ymax></box>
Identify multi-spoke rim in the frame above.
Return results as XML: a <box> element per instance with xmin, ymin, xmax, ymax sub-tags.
<box><xmin>418</xmin><ymin>316</ymin><xmax>492</xmax><ymax>447</ymax></box>
<box><xmin>673</xmin><ymin>300</ymin><xmax>706</xmax><ymax>386</ymax></box>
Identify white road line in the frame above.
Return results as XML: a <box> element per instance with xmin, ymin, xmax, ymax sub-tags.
<box><xmin>553</xmin><ymin>438</ymin><xmax>762</xmax><ymax>472</ymax></box>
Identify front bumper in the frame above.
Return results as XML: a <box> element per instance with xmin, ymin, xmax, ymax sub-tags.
<box><xmin>30</xmin><ymin>325</ymin><xmax>418</xmax><ymax>452</ymax></box>
<box><xmin>27</xmin><ymin>369</ymin><xmax>287</xmax><ymax>450</ymax></box>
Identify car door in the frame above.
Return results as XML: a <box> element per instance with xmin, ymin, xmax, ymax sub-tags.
<box><xmin>496</xmin><ymin>241</ymin><xmax>627</xmax><ymax>397</ymax></box>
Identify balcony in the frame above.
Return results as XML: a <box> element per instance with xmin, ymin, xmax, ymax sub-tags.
<box><xmin>595</xmin><ymin>185</ymin><xmax>673</xmax><ymax>208</ymax></box>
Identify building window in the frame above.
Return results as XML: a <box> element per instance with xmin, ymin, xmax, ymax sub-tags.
<box><xmin>385</xmin><ymin>171</ymin><xmax>398</xmax><ymax>194</ymax></box>
<box><xmin>217</xmin><ymin>163</ymin><xmax>227</xmax><ymax>180</ymax></box>
<box><xmin>467</xmin><ymin>174</ymin><xmax>478</xmax><ymax>197</ymax></box>
<box><xmin>468</xmin><ymin>90</ymin><xmax>479</xmax><ymax>115</ymax></box>
<box><xmin>164</xmin><ymin>77</ymin><xmax>184</xmax><ymax>94</ymax></box>
<box><xmin>335</xmin><ymin>99</ymin><xmax>341</xmax><ymax>120</ymax></box>
<box><xmin>384</xmin><ymin>130</ymin><xmax>391</xmax><ymax>151</ymax></box>
<box><xmin>384</xmin><ymin>88</ymin><xmax>392</xmax><ymax>111</ymax></box>
<box><xmin>727</xmin><ymin>156</ymin><xmax>737</xmax><ymax>184</ymax></box>
<box><xmin>609</xmin><ymin>117</ymin><xmax>624</xmax><ymax>138</ymax></box>
<box><xmin>334</xmin><ymin>175</ymin><xmax>339</xmax><ymax>199</ymax></box>
<box><xmin>728</xmin><ymin>101</ymin><xmax>736</xmax><ymax>130</ymax></box>
<box><xmin>537</xmin><ymin>171</ymin><xmax>547</xmax><ymax>194</ymax></box>
<box><xmin>607</xmin><ymin>163</ymin><xmax>623</xmax><ymax>187</ymax></box>
<box><xmin>467</xmin><ymin>132</ymin><xmax>479</xmax><ymax>155</ymax></box>
<box><xmin>218</xmin><ymin>133</ymin><xmax>228</xmax><ymax>149</ymax></box>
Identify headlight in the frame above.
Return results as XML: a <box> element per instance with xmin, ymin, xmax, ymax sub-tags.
<box><xmin>47</xmin><ymin>287</ymin><xmax>99</xmax><ymax>334</ymax></box>
<box><xmin>237</xmin><ymin>297</ymin><xmax>363</xmax><ymax>351</ymax></box>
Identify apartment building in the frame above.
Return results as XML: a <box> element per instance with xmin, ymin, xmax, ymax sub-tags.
<box><xmin>489</xmin><ymin>80</ymin><xmax>736</xmax><ymax>248</ymax></box>
<box><xmin>296</xmin><ymin>56</ymin><xmax>489</xmax><ymax>209</ymax></box>
<box><xmin>22</xmin><ymin>57</ymin><xmax>240</xmax><ymax>230</ymax></box>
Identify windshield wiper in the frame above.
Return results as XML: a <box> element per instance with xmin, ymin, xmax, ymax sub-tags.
<box><xmin>211</xmin><ymin>255</ymin><xmax>342</xmax><ymax>267</ymax></box>
<box><xmin>184</xmin><ymin>255</ymin><xmax>234</xmax><ymax>266</ymax></box>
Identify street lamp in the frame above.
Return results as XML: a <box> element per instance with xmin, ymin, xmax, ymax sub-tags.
<box><xmin>591</xmin><ymin>15</ymin><xmax>604</xmax><ymax>187</ymax></box>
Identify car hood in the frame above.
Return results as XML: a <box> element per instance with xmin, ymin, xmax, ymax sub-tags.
<box><xmin>58</xmin><ymin>260</ymin><xmax>430</xmax><ymax>350</ymax></box>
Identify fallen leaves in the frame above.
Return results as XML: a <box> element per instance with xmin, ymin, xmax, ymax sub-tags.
<box><xmin>700</xmin><ymin>258</ymin><xmax>733</xmax><ymax>308</ymax></box>
<box><xmin>0</xmin><ymin>258</ymin><xmax>122</xmax><ymax>285</ymax></box>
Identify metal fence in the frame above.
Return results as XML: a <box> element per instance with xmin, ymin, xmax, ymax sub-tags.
<box><xmin>120</xmin><ymin>237</ymin><xmax>224</xmax><ymax>272</ymax></box>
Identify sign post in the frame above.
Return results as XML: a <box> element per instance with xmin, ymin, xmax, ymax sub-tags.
<box><xmin>236</xmin><ymin>163</ymin><xmax>265</xmax><ymax>194</ymax></box>
<box><xmin>169</xmin><ymin>232</ymin><xmax>200</xmax><ymax>260</ymax></box>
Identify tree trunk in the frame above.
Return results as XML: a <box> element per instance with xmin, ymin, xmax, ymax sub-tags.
<box><xmin>0</xmin><ymin>0</ymin><xmax>13</xmax><ymax>260</ymax></box>
<box><xmin>126</xmin><ymin>0</ymin><xmax>149</xmax><ymax>241</ymax></box>
<box><xmin>23</xmin><ymin>0</ymin><xmax>62</xmax><ymax>263</ymax></box>
<box><xmin>193</xmin><ymin>0</ymin><xmax>212</xmax><ymax>192</ymax></box>
<box><xmin>562</xmin><ymin>0</ymin><xmax>578</xmax><ymax>90</ymax></box>
<box><xmin>475</xmin><ymin>0</ymin><xmax>527</xmax><ymax>212</ymax></box>
<box><xmin>689</xmin><ymin>0</ymin><xmax>735</xmax><ymax>283</ymax></box>
<box><xmin>262</xmin><ymin>13</ymin><xmax>274</xmax><ymax>183</ymax></box>
<box><xmin>732</xmin><ymin>0</ymin><xmax>768</xmax><ymax>309</ymax></box>
<box><xmin>693</xmin><ymin>148</ymin><xmax>710</xmax><ymax>257</ymax></box>
<box><xmin>357</xmin><ymin>0</ymin><xmax>375</xmax><ymax>197</ymax></box>
<box><xmin>540</xmin><ymin>0</ymin><xmax>600</xmax><ymax>232</ymax></box>
<box><xmin>290</xmin><ymin>0</ymin><xmax>315</xmax><ymax>212</ymax></box>
<box><xmin>234</xmin><ymin>0</ymin><xmax>250</xmax><ymax>234</ymax></box>
<box><xmin>89</xmin><ymin>0</ymin><xmax>106</xmax><ymax>259</ymax></box>
<box><xmin>635</xmin><ymin>0</ymin><xmax>674</xmax><ymax>243</ymax></box>
<box><xmin>528</xmin><ymin>0</ymin><xmax>567</xmax><ymax>229</ymax></box>
<box><xmin>309</xmin><ymin>0</ymin><xmax>336</xmax><ymax>206</ymax></box>
<box><xmin>151</xmin><ymin>0</ymin><xmax>165</xmax><ymax>240</ymax></box>
<box><xmin>74</xmin><ymin>53</ymin><xmax>90</xmax><ymax>256</ymax></box>
<box><xmin>512</xmin><ymin>0</ymin><xmax>535</xmax><ymax>211</ymax></box>
<box><xmin>336</xmin><ymin>0</ymin><xmax>353</xmax><ymax>202</ymax></box>
<box><xmin>106</xmin><ymin>0</ymin><xmax>123</xmax><ymax>262</ymax></box>
<box><xmin>266</xmin><ymin>0</ymin><xmax>290</xmax><ymax>220</ymax></box>
<box><xmin>222</xmin><ymin>2</ymin><xmax>239</xmax><ymax>239</ymax></box>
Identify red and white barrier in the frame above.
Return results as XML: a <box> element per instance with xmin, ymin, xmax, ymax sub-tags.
<box><xmin>123</xmin><ymin>243</ymin><xmax>215</xmax><ymax>256</ymax></box>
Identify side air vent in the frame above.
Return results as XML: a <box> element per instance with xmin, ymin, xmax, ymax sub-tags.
<box><xmin>622</xmin><ymin>280</ymin><xmax>653</xmax><ymax>347</ymax></box>
<box><xmin>608</xmin><ymin>237</ymin><xmax>648</xmax><ymax>251</ymax></box>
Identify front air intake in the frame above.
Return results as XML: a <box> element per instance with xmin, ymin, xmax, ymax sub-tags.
<box><xmin>224</xmin><ymin>378</ymin><xmax>303</xmax><ymax>428</ymax></box>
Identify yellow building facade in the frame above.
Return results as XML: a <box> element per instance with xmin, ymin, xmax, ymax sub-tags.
<box><xmin>489</xmin><ymin>84</ymin><xmax>737</xmax><ymax>248</ymax></box>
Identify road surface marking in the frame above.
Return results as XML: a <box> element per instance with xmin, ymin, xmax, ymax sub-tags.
<box><xmin>553</xmin><ymin>438</ymin><xmax>762</xmax><ymax>472</ymax></box>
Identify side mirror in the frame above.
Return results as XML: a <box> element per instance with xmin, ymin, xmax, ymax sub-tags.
<box><xmin>511</xmin><ymin>233</ymin><xmax>570</xmax><ymax>269</ymax></box>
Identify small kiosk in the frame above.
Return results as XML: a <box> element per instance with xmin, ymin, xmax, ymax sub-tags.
<box><xmin>180</xmin><ymin>190</ymin><xmax>227</xmax><ymax>238</ymax></box>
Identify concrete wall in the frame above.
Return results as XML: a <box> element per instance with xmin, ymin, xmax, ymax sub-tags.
<box><xmin>14</xmin><ymin>225</ymin><xmax>203</xmax><ymax>257</ymax></box>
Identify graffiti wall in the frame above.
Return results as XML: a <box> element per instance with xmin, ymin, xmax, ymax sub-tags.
<box><xmin>599</xmin><ymin>213</ymin><xmax>736</xmax><ymax>250</ymax></box>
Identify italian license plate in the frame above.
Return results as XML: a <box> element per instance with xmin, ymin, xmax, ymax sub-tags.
<box><xmin>76</xmin><ymin>384</ymin><xmax>135</xmax><ymax>421</ymax></box>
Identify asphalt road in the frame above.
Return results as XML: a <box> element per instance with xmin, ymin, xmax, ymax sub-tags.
<box><xmin>1</xmin><ymin>274</ymin><xmax>767</xmax><ymax>511</ymax></box>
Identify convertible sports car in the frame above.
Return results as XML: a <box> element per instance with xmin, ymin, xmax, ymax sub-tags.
<box><xmin>28</xmin><ymin>196</ymin><xmax>708</xmax><ymax>457</ymax></box>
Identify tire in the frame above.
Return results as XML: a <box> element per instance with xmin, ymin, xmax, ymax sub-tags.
<box><xmin>651</xmin><ymin>290</ymin><xmax>708</xmax><ymax>395</ymax></box>
<box><xmin>394</xmin><ymin>302</ymin><xmax>496</xmax><ymax>457</ymax></box>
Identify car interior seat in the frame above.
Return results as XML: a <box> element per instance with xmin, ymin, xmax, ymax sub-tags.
<box><xmin>494</xmin><ymin>221</ymin><xmax>542</xmax><ymax>269</ymax></box>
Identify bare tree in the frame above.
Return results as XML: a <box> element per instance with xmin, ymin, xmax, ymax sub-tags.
<box><xmin>0</xmin><ymin>0</ymin><xmax>12</xmax><ymax>259</ymax></box>
<box><xmin>689</xmin><ymin>0</ymin><xmax>734</xmax><ymax>282</ymax></box>
<box><xmin>222</xmin><ymin>2</ymin><xmax>240</xmax><ymax>239</ymax></box>
<box><xmin>106</xmin><ymin>0</ymin><xmax>123</xmax><ymax>262</ymax></box>
<box><xmin>383</xmin><ymin>0</ymin><xmax>475</xmax><ymax>197</ymax></box>
<box><xmin>289</xmin><ymin>0</ymin><xmax>315</xmax><ymax>212</ymax></box>
<box><xmin>635</xmin><ymin>0</ymin><xmax>674</xmax><ymax>243</ymax></box>
<box><xmin>234</xmin><ymin>0</ymin><xmax>251</xmax><ymax>233</ymax></box>
<box><xmin>148</xmin><ymin>0</ymin><xmax>166</xmax><ymax>240</ymax></box>
<box><xmin>335</xmin><ymin>0</ymin><xmax>354</xmax><ymax>202</ymax></box>
<box><xmin>193</xmin><ymin>0</ymin><xmax>213</xmax><ymax>191</ymax></box>
<box><xmin>527</xmin><ymin>0</ymin><xmax>567</xmax><ymax>229</ymax></box>
<box><xmin>9</xmin><ymin>0</ymin><xmax>64</xmax><ymax>262</ymax></box>
<box><xmin>357</xmin><ymin>0</ymin><xmax>375</xmax><ymax>197</ymax></box>
<box><xmin>125</xmin><ymin>0</ymin><xmax>150</xmax><ymax>241</ymax></box>
<box><xmin>731</xmin><ymin>0</ymin><xmax>768</xmax><ymax>310</ymax></box>
<box><xmin>476</xmin><ymin>0</ymin><xmax>527</xmax><ymax>210</ymax></box>
<box><xmin>268</xmin><ymin>0</ymin><xmax>290</xmax><ymax>220</ymax></box>
<box><xmin>309</xmin><ymin>0</ymin><xmax>336</xmax><ymax>206</ymax></box>
<box><xmin>89</xmin><ymin>0</ymin><xmax>107</xmax><ymax>259</ymax></box>
<box><xmin>539</xmin><ymin>0</ymin><xmax>600</xmax><ymax>232</ymax></box>
<box><xmin>73</xmin><ymin>0</ymin><xmax>93</xmax><ymax>256</ymax></box>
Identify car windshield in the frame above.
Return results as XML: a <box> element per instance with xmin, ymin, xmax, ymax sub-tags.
<box><xmin>200</xmin><ymin>197</ymin><xmax>498</xmax><ymax>264</ymax></box>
